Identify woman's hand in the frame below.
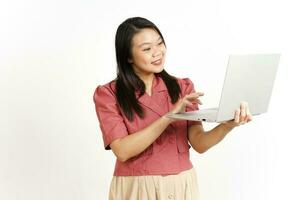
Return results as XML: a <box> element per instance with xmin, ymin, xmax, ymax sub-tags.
<box><xmin>221</xmin><ymin>101</ymin><xmax>253</xmax><ymax>128</ymax></box>
<box><xmin>170</xmin><ymin>92</ymin><xmax>204</xmax><ymax>114</ymax></box>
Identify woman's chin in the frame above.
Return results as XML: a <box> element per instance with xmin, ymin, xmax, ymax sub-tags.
<box><xmin>152</xmin><ymin>65</ymin><xmax>164</xmax><ymax>73</ymax></box>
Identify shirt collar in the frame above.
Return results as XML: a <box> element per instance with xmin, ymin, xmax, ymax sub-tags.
<box><xmin>135</xmin><ymin>74</ymin><xmax>167</xmax><ymax>97</ymax></box>
<box><xmin>136</xmin><ymin>75</ymin><xmax>169</xmax><ymax>117</ymax></box>
<box><xmin>152</xmin><ymin>74</ymin><xmax>168</xmax><ymax>93</ymax></box>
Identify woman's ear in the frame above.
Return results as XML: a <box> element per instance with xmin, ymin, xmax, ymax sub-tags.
<box><xmin>128</xmin><ymin>58</ymin><xmax>133</xmax><ymax>63</ymax></box>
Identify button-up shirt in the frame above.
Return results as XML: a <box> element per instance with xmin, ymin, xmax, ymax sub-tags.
<box><xmin>93</xmin><ymin>75</ymin><xmax>201</xmax><ymax>176</ymax></box>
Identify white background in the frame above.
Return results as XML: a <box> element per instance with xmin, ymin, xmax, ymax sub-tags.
<box><xmin>1</xmin><ymin>0</ymin><xmax>299</xmax><ymax>199</ymax></box>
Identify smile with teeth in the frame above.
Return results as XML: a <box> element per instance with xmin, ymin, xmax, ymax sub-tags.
<box><xmin>152</xmin><ymin>59</ymin><xmax>162</xmax><ymax>65</ymax></box>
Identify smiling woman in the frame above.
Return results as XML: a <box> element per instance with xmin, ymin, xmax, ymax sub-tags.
<box><xmin>113</xmin><ymin>17</ymin><xmax>182</xmax><ymax>121</ymax></box>
<box><xmin>129</xmin><ymin>28</ymin><xmax>166</xmax><ymax>94</ymax></box>
<box><xmin>93</xmin><ymin>16</ymin><xmax>252</xmax><ymax>200</ymax></box>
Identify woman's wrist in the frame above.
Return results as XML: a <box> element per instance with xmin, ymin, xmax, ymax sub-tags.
<box><xmin>162</xmin><ymin>113</ymin><xmax>176</xmax><ymax>124</ymax></box>
<box><xmin>220</xmin><ymin>122</ymin><xmax>236</xmax><ymax>132</ymax></box>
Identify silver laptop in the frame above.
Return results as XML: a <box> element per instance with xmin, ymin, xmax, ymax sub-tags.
<box><xmin>167</xmin><ymin>54</ymin><xmax>280</xmax><ymax>122</ymax></box>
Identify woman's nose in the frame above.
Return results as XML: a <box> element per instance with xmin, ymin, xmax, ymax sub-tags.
<box><xmin>152</xmin><ymin>47</ymin><xmax>162</xmax><ymax>57</ymax></box>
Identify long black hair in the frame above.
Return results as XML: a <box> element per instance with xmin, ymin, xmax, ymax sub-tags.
<box><xmin>115</xmin><ymin>17</ymin><xmax>181</xmax><ymax>121</ymax></box>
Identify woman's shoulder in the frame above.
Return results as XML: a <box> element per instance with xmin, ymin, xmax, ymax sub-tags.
<box><xmin>93</xmin><ymin>79</ymin><xmax>117</xmax><ymax>103</ymax></box>
<box><xmin>95</xmin><ymin>79</ymin><xmax>117</xmax><ymax>92</ymax></box>
<box><xmin>174</xmin><ymin>76</ymin><xmax>196</xmax><ymax>94</ymax></box>
<box><xmin>174</xmin><ymin>76</ymin><xmax>195</xmax><ymax>88</ymax></box>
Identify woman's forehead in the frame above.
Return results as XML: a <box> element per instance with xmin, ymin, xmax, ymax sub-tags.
<box><xmin>132</xmin><ymin>28</ymin><xmax>161</xmax><ymax>47</ymax></box>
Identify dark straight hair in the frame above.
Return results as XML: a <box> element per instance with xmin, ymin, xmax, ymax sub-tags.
<box><xmin>115</xmin><ymin>17</ymin><xmax>181</xmax><ymax>121</ymax></box>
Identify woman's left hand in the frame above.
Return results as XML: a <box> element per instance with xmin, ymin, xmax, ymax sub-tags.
<box><xmin>222</xmin><ymin>101</ymin><xmax>253</xmax><ymax>128</ymax></box>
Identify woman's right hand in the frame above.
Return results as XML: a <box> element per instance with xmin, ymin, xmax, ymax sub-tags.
<box><xmin>170</xmin><ymin>92</ymin><xmax>204</xmax><ymax>114</ymax></box>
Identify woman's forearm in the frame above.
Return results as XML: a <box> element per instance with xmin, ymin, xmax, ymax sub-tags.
<box><xmin>110</xmin><ymin>115</ymin><xmax>173</xmax><ymax>162</ymax></box>
<box><xmin>195</xmin><ymin>123</ymin><xmax>234</xmax><ymax>153</ymax></box>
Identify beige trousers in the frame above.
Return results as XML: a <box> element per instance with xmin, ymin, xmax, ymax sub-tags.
<box><xmin>109</xmin><ymin>168</ymin><xmax>199</xmax><ymax>200</ymax></box>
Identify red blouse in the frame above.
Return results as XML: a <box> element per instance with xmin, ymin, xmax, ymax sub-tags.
<box><xmin>93</xmin><ymin>75</ymin><xmax>201</xmax><ymax>176</ymax></box>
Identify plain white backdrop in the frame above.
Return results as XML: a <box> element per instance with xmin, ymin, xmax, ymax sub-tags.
<box><xmin>1</xmin><ymin>0</ymin><xmax>299</xmax><ymax>199</ymax></box>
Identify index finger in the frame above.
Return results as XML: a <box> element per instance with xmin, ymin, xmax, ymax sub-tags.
<box><xmin>187</xmin><ymin>92</ymin><xmax>204</xmax><ymax>97</ymax></box>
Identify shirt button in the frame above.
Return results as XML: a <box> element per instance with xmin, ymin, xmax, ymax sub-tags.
<box><xmin>168</xmin><ymin>194</ymin><xmax>174</xmax><ymax>199</ymax></box>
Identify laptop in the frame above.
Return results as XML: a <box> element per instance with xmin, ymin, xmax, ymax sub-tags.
<box><xmin>166</xmin><ymin>54</ymin><xmax>280</xmax><ymax>122</ymax></box>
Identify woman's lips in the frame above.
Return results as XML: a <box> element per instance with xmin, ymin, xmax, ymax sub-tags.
<box><xmin>152</xmin><ymin>59</ymin><xmax>162</xmax><ymax>65</ymax></box>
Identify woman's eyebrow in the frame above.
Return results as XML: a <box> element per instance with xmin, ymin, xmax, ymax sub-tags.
<box><xmin>138</xmin><ymin>37</ymin><xmax>162</xmax><ymax>48</ymax></box>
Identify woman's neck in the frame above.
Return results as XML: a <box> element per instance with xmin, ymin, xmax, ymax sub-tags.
<box><xmin>139</xmin><ymin>73</ymin><xmax>155</xmax><ymax>96</ymax></box>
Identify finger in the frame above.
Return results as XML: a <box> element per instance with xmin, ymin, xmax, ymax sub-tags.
<box><xmin>245</xmin><ymin>106</ymin><xmax>252</xmax><ymax>122</ymax></box>
<box><xmin>197</xmin><ymin>99</ymin><xmax>203</xmax><ymax>105</ymax></box>
<box><xmin>190</xmin><ymin>98</ymin><xmax>202</xmax><ymax>105</ymax></box>
<box><xmin>246</xmin><ymin>115</ymin><xmax>253</xmax><ymax>122</ymax></box>
<box><xmin>194</xmin><ymin>92</ymin><xmax>204</xmax><ymax>96</ymax></box>
<box><xmin>246</xmin><ymin>112</ymin><xmax>253</xmax><ymax>122</ymax></box>
<box><xmin>186</xmin><ymin>92</ymin><xmax>204</xmax><ymax>99</ymax></box>
<box><xmin>183</xmin><ymin>99</ymin><xmax>193</xmax><ymax>106</ymax></box>
<box><xmin>240</xmin><ymin>102</ymin><xmax>246</xmax><ymax>122</ymax></box>
<box><xmin>188</xmin><ymin>99</ymin><xmax>202</xmax><ymax>106</ymax></box>
<box><xmin>234</xmin><ymin>109</ymin><xmax>240</xmax><ymax>124</ymax></box>
<box><xmin>185</xmin><ymin>94</ymin><xmax>203</xmax><ymax>105</ymax></box>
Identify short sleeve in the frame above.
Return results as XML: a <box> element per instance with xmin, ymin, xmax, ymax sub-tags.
<box><xmin>181</xmin><ymin>78</ymin><xmax>202</xmax><ymax>127</ymax></box>
<box><xmin>93</xmin><ymin>85</ymin><xmax>128</xmax><ymax>150</ymax></box>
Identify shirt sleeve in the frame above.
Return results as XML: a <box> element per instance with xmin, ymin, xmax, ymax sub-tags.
<box><xmin>181</xmin><ymin>78</ymin><xmax>202</xmax><ymax>127</ymax></box>
<box><xmin>93</xmin><ymin>85</ymin><xmax>129</xmax><ymax>150</ymax></box>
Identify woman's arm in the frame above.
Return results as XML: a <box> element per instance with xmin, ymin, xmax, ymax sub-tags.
<box><xmin>188</xmin><ymin>102</ymin><xmax>253</xmax><ymax>153</ymax></box>
<box><xmin>188</xmin><ymin>123</ymin><xmax>234</xmax><ymax>153</ymax></box>
<box><xmin>110</xmin><ymin>115</ymin><xmax>172</xmax><ymax>162</ymax></box>
<box><xmin>110</xmin><ymin>92</ymin><xmax>203</xmax><ymax>162</ymax></box>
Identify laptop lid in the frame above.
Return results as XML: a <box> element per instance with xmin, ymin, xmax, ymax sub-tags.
<box><xmin>216</xmin><ymin>54</ymin><xmax>280</xmax><ymax>122</ymax></box>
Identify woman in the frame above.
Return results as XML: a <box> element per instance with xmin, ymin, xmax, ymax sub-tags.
<box><xmin>93</xmin><ymin>17</ymin><xmax>252</xmax><ymax>200</ymax></box>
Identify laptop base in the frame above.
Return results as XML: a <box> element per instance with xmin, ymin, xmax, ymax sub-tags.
<box><xmin>166</xmin><ymin>108</ymin><xmax>218</xmax><ymax>122</ymax></box>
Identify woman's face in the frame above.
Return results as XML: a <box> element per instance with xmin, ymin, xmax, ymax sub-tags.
<box><xmin>129</xmin><ymin>28</ymin><xmax>166</xmax><ymax>78</ymax></box>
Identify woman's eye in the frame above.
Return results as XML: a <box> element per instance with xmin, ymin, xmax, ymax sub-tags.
<box><xmin>158</xmin><ymin>41</ymin><xmax>163</xmax><ymax>45</ymax></box>
<box><xmin>143</xmin><ymin>48</ymin><xmax>151</xmax><ymax>51</ymax></box>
